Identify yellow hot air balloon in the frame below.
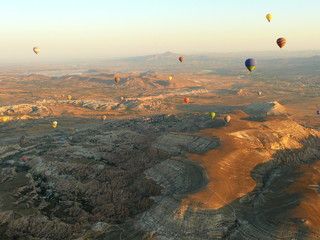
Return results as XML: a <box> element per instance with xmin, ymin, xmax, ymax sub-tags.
<box><xmin>33</xmin><ymin>47</ymin><xmax>40</xmax><ymax>55</ymax></box>
<box><xmin>168</xmin><ymin>76</ymin><xmax>173</xmax><ymax>81</ymax></box>
<box><xmin>209</xmin><ymin>112</ymin><xmax>216</xmax><ymax>119</ymax></box>
<box><xmin>101</xmin><ymin>115</ymin><xmax>107</xmax><ymax>121</ymax></box>
<box><xmin>120</xmin><ymin>96</ymin><xmax>124</xmax><ymax>101</ymax></box>
<box><xmin>67</xmin><ymin>95</ymin><xmax>72</xmax><ymax>100</ymax></box>
<box><xmin>1</xmin><ymin>117</ymin><xmax>8</xmax><ymax>122</ymax></box>
<box><xmin>52</xmin><ymin>121</ymin><xmax>58</xmax><ymax>128</ymax></box>
<box><xmin>266</xmin><ymin>13</ymin><xmax>273</xmax><ymax>22</ymax></box>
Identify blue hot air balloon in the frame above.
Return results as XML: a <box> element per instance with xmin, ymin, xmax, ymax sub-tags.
<box><xmin>245</xmin><ymin>59</ymin><xmax>256</xmax><ymax>72</ymax></box>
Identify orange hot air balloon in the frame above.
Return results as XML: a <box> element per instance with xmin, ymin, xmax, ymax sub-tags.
<box><xmin>101</xmin><ymin>115</ymin><xmax>107</xmax><ymax>121</ymax></box>
<box><xmin>184</xmin><ymin>97</ymin><xmax>189</xmax><ymax>103</ymax></box>
<box><xmin>276</xmin><ymin>38</ymin><xmax>286</xmax><ymax>48</ymax></box>
<box><xmin>67</xmin><ymin>95</ymin><xmax>72</xmax><ymax>100</ymax></box>
<box><xmin>120</xmin><ymin>96</ymin><xmax>124</xmax><ymax>101</ymax></box>
<box><xmin>115</xmin><ymin>77</ymin><xmax>120</xmax><ymax>83</ymax></box>
<box><xmin>179</xmin><ymin>57</ymin><xmax>184</xmax><ymax>62</ymax></box>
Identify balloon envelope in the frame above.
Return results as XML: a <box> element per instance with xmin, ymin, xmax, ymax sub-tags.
<box><xmin>101</xmin><ymin>115</ymin><xmax>107</xmax><ymax>120</ymax></box>
<box><xmin>1</xmin><ymin>117</ymin><xmax>8</xmax><ymax>122</ymax></box>
<box><xmin>33</xmin><ymin>47</ymin><xmax>40</xmax><ymax>55</ymax></box>
<box><xmin>266</xmin><ymin>13</ymin><xmax>273</xmax><ymax>22</ymax></box>
<box><xmin>115</xmin><ymin>77</ymin><xmax>120</xmax><ymax>83</ymax></box>
<box><xmin>224</xmin><ymin>115</ymin><xmax>231</xmax><ymax>123</ymax></box>
<box><xmin>67</xmin><ymin>95</ymin><xmax>72</xmax><ymax>100</ymax></box>
<box><xmin>21</xmin><ymin>156</ymin><xmax>29</xmax><ymax>162</ymax></box>
<box><xmin>210</xmin><ymin>112</ymin><xmax>216</xmax><ymax>119</ymax></box>
<box><xmin>245</xmin><ymin>58</ymin><xmax>256</xmax><ymax>72</ymax></box>
<box><xmin>276</xmin><ymin>38</ymin><xmax>286</xmax><ymax>48</ymax></box>
<box><xmin>184</xmin><ymin>97</ymin><xmax>189</xmax><ymax>103</ymax></box>
<box><xmin>168</xmin><ymin>76</ymin><xmax>173</xmax><ymax>81</ymax></box>
<box><xmin>179</xmin><ymin>57</ymin><xmax>184</xmax><ymax>62</ymax></box>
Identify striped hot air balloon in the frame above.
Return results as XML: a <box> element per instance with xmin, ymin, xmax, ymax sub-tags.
<box><xmin>276</xmin><ymin>38</ymin><xmax>286</xmax><ymax>48</ymax></box>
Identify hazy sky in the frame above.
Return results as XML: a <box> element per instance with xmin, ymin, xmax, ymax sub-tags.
<box><xmin>1</xmin><ymin>0</ymin><xmax>320</xmax><ymax>63</ymax></box>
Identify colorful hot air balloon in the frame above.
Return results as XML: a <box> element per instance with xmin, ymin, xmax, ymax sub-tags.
<box><xmin>245</xmin><ymin>59</ymin><xmax>256</xmax><ymax>72</ymax></box>
<box><xmin>67</xmin><ymin>95</ymin><xmax>72</xmax><ymax>100</ymax></box>
<box><xmin>224</xmin><ymin>115</ymin><xmax>231</xmax><ymax>123</ymax></box>
<box><xmin>209</xmin><ymin>112</ymin><xmax>216</xmax><ymax>119</ymax></box>
<box><xmin>184</xmin><ymin>97</ymin><xmax>189</xmax><ymax>103</ymax></box>
<box><xmin>168</xmin><ymin>76</ymin><xmax>173</xmax><ymax>81</ymax></box>
<box><xmin>266</xmin><ymin>13</ymin><xmax>273</xmax><ymax>22</ymax></box>
<box><xmin>276</xmin><ymin>38</ymin><xmax>286</xmax><ymax>48</ymax></box>
<box><xmin>179</xmin><ymin>57</ymin><xmax>184</xmax><ymax>63</ymax></box>
<box><xmin>115</xmin><ymin>77</ymin><xmax>120</xmax><ymax>83</ymax></box>
<box><xmin>33</xmin><ymin>47</ymin><xmax>40</xmax><ymax>55</ymax></box>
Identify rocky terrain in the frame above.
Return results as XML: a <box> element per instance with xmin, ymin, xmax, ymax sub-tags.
<box><xmin>0</xmin><ymin>112</ymin><xmax>223</xmax><ymax>239</ymax></box>
<box><xmin>139</xmin><ymin>112</ymin><xmax>320</xmax><ymax>240</ymax></box>
<box><xmin>0</xmin><ymin>67</ymin><xmax>319</xmax><ymax>239</ymax></box>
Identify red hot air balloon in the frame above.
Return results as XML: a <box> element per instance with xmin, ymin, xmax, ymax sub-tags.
<box><xmin>276</xmin><ymin>38</ymin><xmax>286</xmax><ymax>48</ymax></box>
<box><xmin>184</xmin><ymin>97</ymin><xmax>189</xmax><ymax>103</ymax></box>
<box><xmin>21</xmin><ymin>156</ymin><xmax>29</xmax><ymax>162</ymax></box>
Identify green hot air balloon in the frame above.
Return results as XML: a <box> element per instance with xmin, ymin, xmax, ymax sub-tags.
<box><xmin>210</xmin><ymin>112</ymin><xmax>216</xmax><ymax>119</ymax></box>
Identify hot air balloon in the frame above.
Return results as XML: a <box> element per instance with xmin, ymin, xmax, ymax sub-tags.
<box><xmin>184</xmin><ymin>97</ymin><xmax>189</xmax><ymax>103</ymax></box>
<box><xmin>209</xmin><ymin>112</ymin><xmax>216</xmax><ymax>119</ymax></box>
<box><xmin>115</xmin><ymin>77</ymin><xmax>120</xmax><ymax>83</ymax></box>
<box><xmin>33</xmin><ymin>47</ymin><xmax>40</xmax><ymax>55</ymax></box>
<box><xmin>168</xmin><ymin>76</ymin><xmax>173</xmax><ymax>81</ymax></box>
<box><xmin>266</xmin><ymin>13</ymin><xmax>273</xmax><ymax>22</ymax></box>
<box><xmin>245</xmin><ymin>59</ymin><xmax>256</xmax><ymax>72</ymax></box>
<box><xmin>21</xmin><ymin>156</ymin><xmax>29</xmax><ymax>162</ymax></box>
<box><xmin>258</xmin><ymin>91</ymin><xmax>262</xmax><ymax>96</ymax></box>
<box><xmin>120</xmin><ymin>96</ymin><xmax>124</xmax><ymax>101</ymax></box>
<box><xmin>224</xmin><ymin>115</ymin><xmax>231</xmax><ymax>123</ymax></box>
<box><xmin>101</xmin><ymin>115</ymin><xmax>107</xmax><ymax>121</ymax></box>
<box><xmin>179</xmin><ymin>57</ymin><xmax>184</xmax><ymax>63</ymax></box>
<box><xmin>67</xmin><ymin>95</ymin><xmax>72</xmax><ymax>100</ymax></box>
<box><xmin>1</xmin><ymin>117</ymin><xmax>8</xmax><ymax>122</ymax></box>
<box><xmin>276</xmin><ymin>38</ymin><xmax>286</xmax><ymax>48</ymax></box>
<box><xmin>52</xmin><ymin>121</ymin><xmax>58</xmax><ymax>128</ymax></box>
